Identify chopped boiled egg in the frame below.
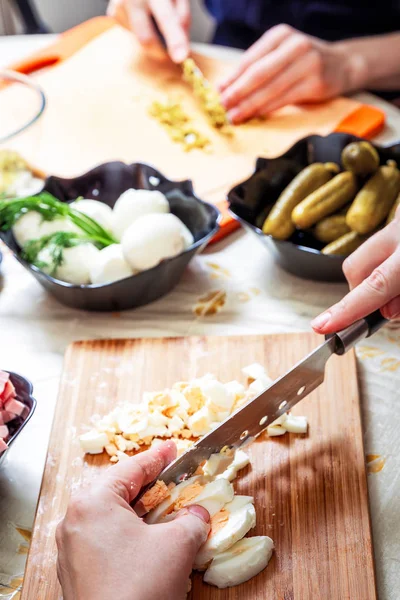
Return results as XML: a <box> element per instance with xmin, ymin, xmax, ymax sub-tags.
<box><xmin>112</xmin><ymin>189</ymin><xmax>170</xmax><ymax>239</ymax></box>
<box><xmin>203</xmin><ymin>536</ymin><xmax>274</xmax><ymax>589</ymax></box>
<box><xmin>191</xmin><ymin>479</ymin><xmax>235</xmax><ymax>517</ymax></box>
<box><xmin>267</xmin><ymin>412</ymin><xmax>289</xmax><ymax>436</ymax></box>
<box><xmin>70</xmin><ymin>199</ymin><xmax>114</xmax><ymax>233</ymax></box>
<box><xmin>266</xmin><ymin>424</ymin><xmax>287</xmax><ymax>437</ymax></box>
<box><xmin>281</xmin><ymin>414</ymin><xmax>308</xmax><ymax>434</ymax></box>
<box><xmin>203</xmin><ymin>453</ymin><xmax>234</xmax><ymax>478</ymax></box>
<box><xmin>79</xmin><ymin>430</ymin><xmax>109</xmax><ymax>455</ymax></box>
<box><xmin>201</xmin><ymin>379</ymin><xmax>235</xmax><ymax>415</ymax></box>
<box><xmin>140</xmin><ymin>480</ymin><xmax>171</xmax><ymax>513</ymax></box>
<box><xmin>89</xmin><ymin>244</ymin><xmax>134</xmax><ymax>285</ymax></box>
<box><xmin>194</xmin><ymin>496</ymin><xmax>256</xmax><ymax>569</ymax></box>
<box><xmin>121</xmin><ymin>213</ymin><xmax>185</xmax><ymax>271</ymax></box>
<box><xmin>224</xmin><ymin>380</ymin><xmax>246</xmax><ymax>407</ymax></box>
<box><xmin>248</xmin><ymin>373</ymin><xmax>273</xmax><ymax>396</ymax></box>
<box><xmin>145</xmin><ymin>476</ymin><xmax>205</xmax><ymax>524</ymax></box>
<box><xmin>79</xmin><ymin>370</ymin><xmax>308</xmax><ymax>464</ymax></box>
<box><xmin>187</xmin><ymin>406</ymin><xmax>213</xmax><ymax>437</ymax></box>
<box><xmin>217</xmin><ymin>449</ymin><xmax>250</xmax><ymax>482</ymax></box>
<box><xmin>242</xmin><ymin>363</ymin><xmax>267</xmax><ymax>381</ymax></box>
<box><xmin>145</xmin><ymin>477</ymin><xmax>234</xmax><ymax>523</ymax></box>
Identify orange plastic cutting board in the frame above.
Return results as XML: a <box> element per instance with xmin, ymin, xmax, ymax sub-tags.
<box><xmin>7</xmin><ymin>17</ymin><xmax>385</xmax><ymax>241</ymax></box>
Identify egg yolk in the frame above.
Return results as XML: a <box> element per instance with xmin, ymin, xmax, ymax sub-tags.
<box><xmin>209</xmin><ymin>508</ymin><xmax>229</xmax><ymax>537</ymax></box>
<box><xmin>164</xmin><ymin>480</ymin><xmax>205</xmax><ymax>516</ymax></box>
<box><xmin>141</xmin><ymin>480</ymin><xmax>170</xmax><ymax>512</ymax></box>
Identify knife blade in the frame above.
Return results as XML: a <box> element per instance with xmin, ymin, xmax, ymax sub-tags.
<box><xmin>138</xmin><ymin>310</ymin><xmax>386</xmax><ymax>496</ymax></box>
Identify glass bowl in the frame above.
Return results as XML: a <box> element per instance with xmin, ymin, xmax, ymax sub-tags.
<box><xmin>0</xmin><ymin>69</ymin><xmax>46</xmax><ymax>144</ymax></box>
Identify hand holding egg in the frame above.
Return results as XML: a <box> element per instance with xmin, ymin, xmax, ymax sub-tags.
<box><xmin>56</xmin><ymin>442</ymin><xmax>210</xmax><ymax>600</ymax></box>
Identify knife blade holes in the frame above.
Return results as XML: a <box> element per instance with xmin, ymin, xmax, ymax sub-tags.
<box><xmin>297</xmin><ymin>386</ymin><xmax>306</xmax><ymax>396</ymax></box>
<box><xmin>279</xmin><ymin>401</ymin><xmax>287</xmax><ymax>410</ymax></box>
<box><xmin>259</xmin><ymin>416</ymin><xmax>268</xmax><ymax>426</ymax></box>
<box><xmin>240</xmin><ymin>430</ymin><xmax>249</xmax><ymax>441</ymax></box>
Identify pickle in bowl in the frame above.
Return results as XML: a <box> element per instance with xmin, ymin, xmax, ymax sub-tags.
<box><xmin>262</xmin><ymin>162</ymin><xmax>339</xmax><ymax>240</ymax></box>
<box><xmin>314</xmin><ymin>214</ymin><xmax>351</xmax><ymax>244</ymax></box>
<box><xmin>321</xmin><ymin>230</ymin><xmax>368</xmax><ymax>256</ymax></box>
<box><xmin>292</xmin><ymin>171</ymin><xmax>358</xmax><ymax>230</ymax></box>
<box><xmin>341</xmin><ymin>141</ymin><xmax>380</xmax><ymax>177</ymax></box>
<box><xmin>346</xmin><ymin>161</ymin><xmax>400</xmax><ymax>234</ymax></box>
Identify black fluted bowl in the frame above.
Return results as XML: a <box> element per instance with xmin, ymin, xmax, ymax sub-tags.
<box><xmin>228</xmin><ymin>132</ymin><xmax>400</xmax><ymax>282</ymax></box>
<box><xmin>0</xmin><ymin>371</ymin><xmax>36</xmax><ymax>464</ymax></box>
<box><xmin>0</xmin><ymin>162</ymin><xmax>220</xmax><ymax>311</ymax></box>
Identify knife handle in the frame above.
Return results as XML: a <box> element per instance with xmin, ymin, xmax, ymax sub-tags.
<box><xmin>328</xmin><ymin>309</ymin><xmax>388</xmax><ymax>355</ymax></box>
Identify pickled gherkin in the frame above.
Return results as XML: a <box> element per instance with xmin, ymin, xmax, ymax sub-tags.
<box><xmin>341</xmin><ymin>141</ymin><xmax>380</xmax><ymax>176</ymax></box>
<box><xmin>321</xmin><ymin>231</ymin><xmax>368</xmax><ymax>256</ymax></box>
<box><xmin>292</xmin><ymin>171</ymin><xmax>357</xmax><ymax>230</ymax></box>
<box><xmin>346</xmin><ymin>161</ymin><xmax>400</xmax><ymax>234</ymax></box>
<box><xmin>262</xmin><ymin>162</ymin><xmax>339</xmax><ymax>240</ymax></box>
<box><xmin>314</xmin><ymin>214</ymin><xmax>351</xmax><ymax>243</ymax></box>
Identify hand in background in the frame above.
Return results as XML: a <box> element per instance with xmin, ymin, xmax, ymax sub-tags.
<box><xmin>218</xmin><ymin>24</ymin><xmax>364</xmax><ymax>124</ymax></box>
<box><xmin>312</xmin><ymin>210</ymin><xmax>400</xmax><ymax>334</ymax></box>
<box><xmin>56</xmin><ymin>441</ymin><xmax>210</xmax><ymax>600</ymax></box>
<box><xmin>107</xmin><ymin>0</ymin><xmax>191</xmax><ymax>63</ymax></box>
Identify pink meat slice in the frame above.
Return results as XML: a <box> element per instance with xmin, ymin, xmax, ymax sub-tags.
<box><xmin>0</xmin><ymin>438</ymin><xmax>8</xmax><ymax>452</ymax></box>
<box><xmin>4</xmin><ymin>398</ymin><xmax>25</xmax><ymax>416</ymax></box>
<box><xmin>0</xmin><ymin>371</ymin><xmax>10</xmax><ymax>396</ymax></box>
<box><xmin>0</xmin><ymin>424</ymin><xmax>9</xmax><ymax>439</ymax></box>
<box><xmin>0</xmin><ymin>410</ymin><xmax>15</xmax><ymax>425</ymax></box>
<box><xmin>1</xmin><ymin>380</ymin><xmax>16</xmax><ymax>404</ymax></box>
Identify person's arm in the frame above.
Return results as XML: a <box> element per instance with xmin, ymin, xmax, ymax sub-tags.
<box><xmin>217</xmin><ymin>26</ymin><xmax>400</xmax><ymax>124</ymax></box>
<box><xmin>107</xmin><ymin>0</ymin><xmax>190</xmax><ymax>63</ymax></box>
<box><xmin>339</xmin><ymin>32</ymin><xmax>400</xmax><ymax>91</ymax></box>
<box><xmin>56</xmin><ymin>442</ymin><xmax>209</xmax><ymax>600</ymax></box>
<box><xmin>311</xmin><ymin>210</ymin><xmax>400</xmax><ymax>335</ymax></box>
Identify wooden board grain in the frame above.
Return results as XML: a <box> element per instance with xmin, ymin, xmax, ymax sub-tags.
<box><xmin>22</xmin><ymin>334</ymin><xmax>377</xmax><ymax>600</ymax></box>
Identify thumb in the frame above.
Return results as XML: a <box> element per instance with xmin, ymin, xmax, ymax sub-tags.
<box><xmin>164</xmin><ymin>505</ymin><xmax>210</xmax><ymax>560</ymax></box>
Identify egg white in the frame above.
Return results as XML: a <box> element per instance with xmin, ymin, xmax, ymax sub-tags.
<box><xmin>121</xmin><ymin>213</ymin><xmax>185</xmax><ymax>271</ymax></box>
<box><xmin>89</xmin><ymin>244</ymin><xmax>133</xmax><ymax>285</ymax></box>
<box><xmin>203</xmin><ymin>536</ymin><xmax>274</xmax><ymax>589</ymax></box>
<box><xmin>112</xmin><ymin>189</ymin><xmax>170</xmax><ymax>239</ymax></box>
<box><xmin>194</xmin><ymin>496</ymin><xmax>256</xmax><ymax>569</ymax></box>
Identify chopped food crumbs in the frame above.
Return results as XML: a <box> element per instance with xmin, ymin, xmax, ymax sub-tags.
<box><xmin>193</xmin><ymin>289</ymin><xmax>227</xmax><ymax>316</ymax></box>
<box><xmin>149</xmin><ymin>99</ymin><xmax>211</xmax><ymax>152</ymax></box>
<box><xmin>182</xmin><ymin>58</ymin><xmax>232</xmax><ymax>134</ymax></box>
<box><xmin>79</xmin><ymin>365</ymin><xmax>308</xmax><ymax>462</ymax></box>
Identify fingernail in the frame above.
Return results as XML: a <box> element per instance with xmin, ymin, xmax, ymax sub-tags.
<box><xmin>227</xmin><ymin>109</ymin><xmax>240</xmax><ymax>124</ymax></box>
<box><xmin>311</xmin><ymin>311</ymin><xmax>331</xmax><ymax>331</ymax></box>
<box><xmin>187</xmin><ymin>505</ymin><xmax>210</xmax><ymax>523</ymax></box>
<box><xmin>171</xmin><ymin>46</ymin><xmax>188</xmax><ymax>64</ymax></box>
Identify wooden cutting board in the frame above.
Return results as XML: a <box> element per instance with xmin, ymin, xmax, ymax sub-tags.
<box><xmin>22</xmin><ymin>334</ymin><xmax>377</xmax><ymax>600</ymax></box>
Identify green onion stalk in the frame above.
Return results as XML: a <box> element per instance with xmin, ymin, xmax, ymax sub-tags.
<box><xmin>0</xmin><ymin>192</ymin><xmax>118</xmax><ymax>274</ymax></box>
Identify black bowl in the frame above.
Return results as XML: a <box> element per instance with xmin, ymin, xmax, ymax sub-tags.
<box><xmin>228</xmin><ymin>132</ymin><xmax>400</xmax><ymax>282</ymax></box>
<box><xmin>0</xmin><ymin>371</ymin><xmax>36</xmax><ymax>463</ymax></box>
<box><xmin>0</xmin><ymin>162</ymin><xmax>220</xmax><ymax>311</ymax></box>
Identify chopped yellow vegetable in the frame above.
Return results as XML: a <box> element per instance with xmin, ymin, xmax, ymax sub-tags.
<box><xmin>182</xmin><ymin>58</ymin><xmax>232</xmax><ymax>134</ymax></box>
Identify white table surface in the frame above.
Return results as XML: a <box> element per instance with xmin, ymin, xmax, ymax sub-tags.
<box><xmin>0</xmin><ymin>34</ymin><xmax>399</xmax><ymax>600</ymax></box>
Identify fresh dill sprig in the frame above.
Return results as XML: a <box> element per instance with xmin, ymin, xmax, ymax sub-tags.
<box><xmin>0</xmin><ymin>192</ymin><xmax>118</xmax><ymax>246</ymax></box>
<box><xmin>22</xmin><ymin>231</ymin><xmax>90</xmax><ymax>275</ymax></box>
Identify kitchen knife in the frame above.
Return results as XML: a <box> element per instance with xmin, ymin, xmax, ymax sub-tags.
<box><xmin>142</xmin><ymin>310</ymin><xmax>386</xmax><ymax>492</ymax></box>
